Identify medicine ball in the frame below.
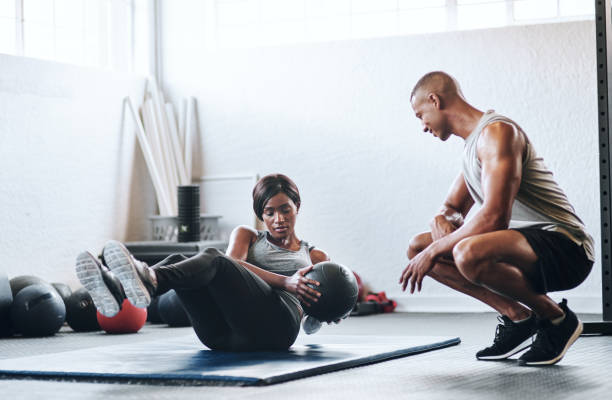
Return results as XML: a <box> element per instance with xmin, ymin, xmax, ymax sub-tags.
<box><xmin>158</xmin><ymin>290</ymin><xmax>191</xmax><ymax>327</ymax></box>
<box><xmin>0</xmin><ymin>271</ymin><xmax>13</xmax><ymax>337</ymax></box>
<box><xmin>10</xmin><ymin>283</ymin><xmax>66</xmax><ymax>337</ymax></box>
<box><xmin>303</xmin><ymin>262</ymin><xmax>359</xmax><ymax>323</ymax></box>
<box><xmin>51</xmin><ymin>282</ymin><xmax>72</xmax><ymax>308</ymax></box>
<box><xmin>9</xmin><ymin>275</ymin><xmax>47</xmax><ymax>298</ymax></box>
<box><xmin>66</xmin><ymin>287</ymin><xmax>101</xmax><ymax>332</ymax></box>
<box><xmin>97</xmin><ymin>299</ymin><xmax>147</xmax><ymax>334</ymax></box>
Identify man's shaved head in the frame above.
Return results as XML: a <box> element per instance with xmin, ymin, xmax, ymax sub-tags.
<box><xmin>410</xmin><ymin>71</ymin><xmax>463</xmax><ymax>102</ymax></box>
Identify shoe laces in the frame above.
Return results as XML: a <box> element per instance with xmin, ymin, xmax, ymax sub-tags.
<box><xmin>492</xmin><ymin>316</ymin><xmax>515</xmax><ymax>345</ymax></box>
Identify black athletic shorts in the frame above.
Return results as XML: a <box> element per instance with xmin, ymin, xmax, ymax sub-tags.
<box><xmin>512</xmin><ymin>228</ymin><xmax>593</xmax><ymax>294</ymax></box>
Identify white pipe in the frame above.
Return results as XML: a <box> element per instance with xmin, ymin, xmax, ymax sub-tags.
<box><xmin>146</xmin><ymin>98</ymin><xmax>178</xmax><ymax>214</ymax></box>
<box><xmin>142</xmin><ymin>100</ymin><xmax>169</xmax><ymax>197</ymax></box>
<box><xmin>142</xmin><ymin>99</ymin><xmax>174</xmax><ymax>215</ymax></box>
<box><xmin>165</xmin><ymin>103</ymin><xmax>188</xmax><ymax>185</ymax></box>
<box><xmin>184</xmin><ymin>97</ymin><xmax>194</xmax><ymax>183</ymax></box>
<box><xmin>124</xmin><ymin>97</ymin><xmax>172</xmax><ymax>215</ymax></box>
<box><xmin>178</xmin><ymin>98</ymin><xmax>187</xmax><ymax>150</ymax></box>
<box><xmin>149</xmin><ymin>83</ymin><xmax>180</xmax><ymax>205</ymax></box>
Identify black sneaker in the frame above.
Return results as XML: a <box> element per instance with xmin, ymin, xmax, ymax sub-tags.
<box><xmin>476</xmin><ymin>314</ymin><xmax>537</xmax><ymax>360</ymax></box>
<box><xmin>518</xmin><ymin>299</ymin><xmax>583</xmax><ymax>366</ymax></box>
<box><xmin>75</xmin><ymin>252</ymin><xmax>126</xmax><ymax>317</ymax></box>
<box><xmin>102</xmin><ymin>240</ymin><xmax>156</xmax><ymax>308</ymax></box>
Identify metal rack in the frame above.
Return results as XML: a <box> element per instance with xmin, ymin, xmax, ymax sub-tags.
<box><xmin>584</xmin><ymin>0</ymin><xmax>612</xmax><ymax>334</ymax></box>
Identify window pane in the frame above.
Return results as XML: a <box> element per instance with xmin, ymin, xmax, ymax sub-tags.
<box><xmin>398</xmin><ymin>7</ymin><xmax>446</xmax><ymax>35</ymax></box>
<box><xmin>0</xmin><ymin>0</ymin><xmax>15</xmax><ymax>18</ymax></box>
<box><xmin>23</xmin><ymin>0</ymin><xmax>54</xmax><ymax>24</ymax></box>
<box><xmin>559</xmin><ymin>0</ymin><xmax>594</xmax><ymax>17</ymax></box>
<box><xmin>259</xmin><ymin>20</ymin><xmax>305</xmax><ymax>45</ymax></box>
<box><xmin>55</xmin><ymin>0</ymin><xmax>85</xmax><ymax>30</ymax></box>
<box><xmin>84</xmin><ymin>0</ymin><xmax>106</xmax><ymax>67</ymax></box>
<box><xmin>458</xmin><ymin>0</ymin><xmax>504</xmax><ymax>4</ymax></box>
<box><xmin>55</xmin><ymin>26</ymin><xmax>84</xmax><ymax>64</ymax></box>
<box><xmin>352</xmin><ymin>0</ymin><xmax>397</xmax><ymax>14</ymax></box>
<box><xmin>306</xmin><ymin>0</ymin><xmax>350</xmax><ymax>18</ymax></box>
<box><xmin>217</xmin><ymin>0</ymin><xmax>259</xmax><ymax>26</ymax></box>
<box><xmin>513</xmin><ymin>0</ymin><xmax>557</xmax><ymax>20</ymax></box>
<box><xmin>23</xmin><ymin>22</ymin><xmax>54</xmax><ymax>60</ymax></box>
<box><xmin>260</xmin><ymin>0</ymin><xmax>304</xmax><ymax>21</ymax></box>
<box><xmin>399</xmin><ymin>0</ymin><xmax>446</xmax><ymax>9</ymax></box>
<box><xmin>351</xmin><ymin>11</ymin><xmax>397</xmax><ymax>38</ymax></box>
<box><xmin>305</xmin><ymin>15</ymin><xmax>351</xmax><ymax>41</ymax></box>
<box><xmin>458</xmin><ymin>2</ymin><xmax>506</xmax><ymax>29</ymax></box>
<box><xmin>0</xmin><ymin>17</ymin><xmax>16</xmax><ymax>54</ymax></box>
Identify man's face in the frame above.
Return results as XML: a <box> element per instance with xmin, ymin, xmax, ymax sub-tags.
<box><xmin>411</xmin><ymin>93</ymin><xmax>451</xmax><ymax>141</ymax></box>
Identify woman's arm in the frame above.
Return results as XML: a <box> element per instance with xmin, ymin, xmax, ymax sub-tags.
<box><xmin>225</xmin><ymin>225</ymin><xmax>288</xmax><ymax>288</ymax></box>
<box><xmin>225</xmin><ymin>225</ymin><xmax>320</xmax><ymax>305</ymax></box>
<box><xmin>309</xmin><ymin>248</ymin><xmax>330</xmax><ymax>264</ymax></box>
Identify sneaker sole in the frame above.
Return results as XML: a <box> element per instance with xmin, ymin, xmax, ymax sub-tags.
<box><xmin>103</xmin><ymin>240</ymin><xmax>151</xmax><ymax>308</ymax></box>
<box><xmin>476</xmin><ymin>336</ymin><xmax>534</xmax><ymax>360</ymax></box>
<box><xmin>518</xmin><ymin>321</ymin><xmax>584</xmax><ymax>366</ymax></box>
<box><xmin>75</xmin><ymin>252</ymin><xmax>120</xmax><ymax>317</ymax></box>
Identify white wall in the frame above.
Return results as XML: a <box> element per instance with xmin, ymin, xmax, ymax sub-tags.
<box><xmin>160</xmin><ymin>14</ymin><xmax>601</xmax><ymax>313</ymax></box>
<box><xmin>0</xmin><ymin>54</ymin><xmax>149</xmax><ymax>288</ymax></box>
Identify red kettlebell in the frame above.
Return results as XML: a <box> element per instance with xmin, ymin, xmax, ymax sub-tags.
<box><xmin>97</xmin><ymin>299</ymin><xmax>147</xmax><ymax>334</ymax></box>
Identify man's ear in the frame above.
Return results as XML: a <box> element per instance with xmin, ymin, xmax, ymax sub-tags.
<box><xmin>428</xmin><ymin>93</ymin><xmax>441</xmax><ymax>109</ymax></box>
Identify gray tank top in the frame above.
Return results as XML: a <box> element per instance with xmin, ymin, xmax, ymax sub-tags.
<box><xmin>246</xmin><ymin>231</ymin><xmax>315</xmax><ymax>316</ymax></box>
<box><xmin>462</xmin><ymin>110</ymin><xmax>595</xmax><ymax>261</ymax></box>
<box><xmin>246</xmin><ymin>231</ymin><xmax>314</xmax><ymax>276</ymax></box>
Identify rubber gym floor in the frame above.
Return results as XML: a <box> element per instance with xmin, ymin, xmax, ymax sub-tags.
<box><xmin>0</xmin><ymin>311</ymin><xmax>609</xmax><ymax>400</ymax></box>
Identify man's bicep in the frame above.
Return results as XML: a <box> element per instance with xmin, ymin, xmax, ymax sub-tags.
<box><xmin>443</xmin><ymin>173</ymin><xmax>474</xmax><ymax>216</ymax></box>
<box><xmin>479</xmin><ymin>140</ymin><xmax>522</xmax><ymax>224</ymax></box>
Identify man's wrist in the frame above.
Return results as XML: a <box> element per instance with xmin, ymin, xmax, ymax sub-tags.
<box><xmin>427</xmin><ymin>240</ymin><xmax>444</xmax><ymax>260</ymax></box>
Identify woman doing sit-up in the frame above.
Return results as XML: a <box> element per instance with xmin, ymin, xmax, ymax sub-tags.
<box><xmin>76</xmin><ymin>174</ymin><xmax>330</xmax><ymax>351</ymax></box>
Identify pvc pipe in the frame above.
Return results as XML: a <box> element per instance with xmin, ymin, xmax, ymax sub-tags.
<box><xmin>142</xmin><ymin>100</ymin><xmax>170</xmax><ymax>198</ymax></box>
<box><xmin>178</xmin><ymin>98</ymin><xmax>187</xmax><ymax>150</ymax></box>
<box><xmin>184</xmin><ymin>97</ymin><xmax>194</xmax><ymax>183</ymax></box>
<box><xmin>149</xmin><ymin>84</ymin><xmax>181</xmax><ymax>204</ymax></box>
<box><xmin>146</xmin><ymin>98</ymin><xmax>178</xmax><ymax>214</ymax></box>
<box><xmin>124</xmin><ymin>97</ymin><xmax>172</xmax><ymax>215</ymax></box>
<box><xmin>165</xmin><ymin>103</ymin><xmax>189</xmax><ymax>185</ymax></box>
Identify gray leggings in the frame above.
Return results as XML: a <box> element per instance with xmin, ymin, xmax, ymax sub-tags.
<box><xmin>151</xmin><ymin>248</ymin><xmax>301</xmax><ymax>351</ymax></box>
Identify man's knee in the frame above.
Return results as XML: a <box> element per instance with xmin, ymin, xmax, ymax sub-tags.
<box><xmin>453</xmin><ymin>238</ymin><xmax>489</xmax><ymax>284</ymax></box>
<box><xmin>407</xmin><ymin>232</ymin><xmax>432</xmax><ymax>259</ymax></box>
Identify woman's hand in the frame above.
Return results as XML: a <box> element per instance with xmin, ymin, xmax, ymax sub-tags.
<box><xmin>285</xmin><ymin>265</ymin><xmax>321</xmax><ymax>306</ymax></box>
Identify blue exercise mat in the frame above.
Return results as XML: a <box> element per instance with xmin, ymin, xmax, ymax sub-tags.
<box><xmin>0</xmin><ymin>334</ymin><xmax>460</xmax><ymax>386</ymax></box>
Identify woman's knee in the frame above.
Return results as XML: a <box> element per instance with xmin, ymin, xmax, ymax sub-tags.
<box><xmin>166</xmin><ymin>253</ymin><xmax>188</xmax><ymax>263</ymax></box>
<box><xmin>190</xmin><ymin>247</ymin><xmax>224</xmax><ymax>265</ymax></box>
<box><xmin>407</xmin><ymin>232</ymin><xmax>432</xmax><ymax>258</ymax></box>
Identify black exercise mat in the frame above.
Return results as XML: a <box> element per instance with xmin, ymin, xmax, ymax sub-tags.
<box><xmin>0</xmin><ymin>334</ymin><xmax>460</xmax><ymax>386</ymax></box>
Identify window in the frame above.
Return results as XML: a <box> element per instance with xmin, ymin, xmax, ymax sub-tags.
<box><xmin>208</xmin><ymin>0</ymin><xmax>595</xmax><ymax>49</ymax></box>
<box><xmin>0</xmin><ymin>0</ymin><xmax>146</xmax><ymax>72</ymax></box>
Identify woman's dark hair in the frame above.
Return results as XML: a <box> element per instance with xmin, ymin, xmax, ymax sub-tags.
<box><xmin>252</xmin><ymin>174</ymin><xmax>301</xmax><ymax>220</ymax></box>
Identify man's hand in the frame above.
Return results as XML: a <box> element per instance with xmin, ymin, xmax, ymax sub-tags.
<box><xmin>399</xmin><ymin>247</ymin><xmax>437</xmax><ymax>293</ymax></box>
<box><xmin>430</xmin><ymin>214</ymin><xmax>459</xmax><ymax>241</ymax></box>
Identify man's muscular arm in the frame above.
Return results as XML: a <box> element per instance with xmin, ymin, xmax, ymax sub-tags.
<box><xmin>430</xmin><ymin>122</ymin><xmax>523</xmax><ymax>257</ymax></box>
<box><xmin>430</xmin><ymin>173</ymin><xmax>474</xmax><ymax>241</ymax></box>
<box><xmin>401</xmin><ymin>122</ymin><xmax>524</xmax><ymax>292</ymax></box>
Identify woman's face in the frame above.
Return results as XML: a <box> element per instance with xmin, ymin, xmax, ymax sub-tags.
<box><xmin>262</xmin><ymin>192</ymin><xmax>299</xmax><ymax>240</ymax></box>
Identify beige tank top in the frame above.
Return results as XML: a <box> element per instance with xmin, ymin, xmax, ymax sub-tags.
<box><xmin>462</xmin><ymin>110</ymin><xmax>594</xmax><ymax>261</ymax></box>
